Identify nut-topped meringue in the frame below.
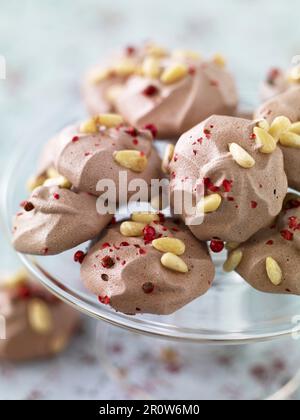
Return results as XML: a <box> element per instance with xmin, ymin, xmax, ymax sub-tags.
<box><xmin>169</xmin><ymin>115</ymin><xmax>288</xmax><ymax>244</ymax></box>
<box><xmin>40</xmin><ymin>115</ymin><xmax>162</xmax><ymax>198</ymax></box>
<box><xmin>0</xmin><ymin>269</ymin><xmax>79</xmax><ymax>361</ymax></box>
<box><xmin>81</xmin><ymin>215</ymin><xmax>215</xmax><ymax>315</ymax></box>
<box><xmin>255</xmin><ymin>87</ymin><xmax>300</xmax><ymax>191</ymax></box>
<box><xmin>115</xmin><ymin>56</ymin><xmax>238</xmax><ymax>139</ymax></box>
<box><xmin>12</xmin><ymin>186</ymin><xmax>113</xmax><ymax>255</ymax></box>
<box><xmin>83</xmin><ymin>43</ymin><xmax>238</xmax><ymax>139</ymax></box>
<box><xmin>232</xmin><ymin>194</ymin><xmax>300</xmax><ymax>295</ymax></box>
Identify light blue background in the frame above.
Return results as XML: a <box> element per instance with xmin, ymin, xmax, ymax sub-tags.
<box><xmin>0</xmin><ymin>0</ymin><xmax>299</xmax><ymax>400</ymax></box>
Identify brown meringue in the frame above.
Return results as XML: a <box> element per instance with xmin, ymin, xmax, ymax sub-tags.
<box><xmin>0</xmin><ymin>269</ymin><xmax>79</xmax><ymax>362</ymax></box>
<box><xmin>47</xmin><ymin>121</ymin><xmax>162</xmax><ymax>198</ymax></box>
<box><xmin>255</xmin><ymin>87</ymin><xmax>300</xmax><ymax>191</ymax></box>
<box><xmin>81</xmin><ymin>218</ymin><xmax>215</xmax><ymax>315</ymax></box>
<box><xmin>235</xmin><ymin>194</ymin><xmax>300</xmax><ymax>295</ymax></box>
<box><xmin>12</xmin><ymin>186</ymin><xmax>112</xmax><ymax>255</ymax></box>
<box><xmin>115</xmin><ymin>59</ymin><xmax>238</xmax><ymax>139</ymax></box>
<box><xmin>169</xmin><ymin>115</ymin><xmax>288</xmax><ymax>243</ymax></box>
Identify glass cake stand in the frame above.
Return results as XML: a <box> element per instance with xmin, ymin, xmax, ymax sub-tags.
<box><xmin>1</xmin><ymin>124</ymin><xmax>300</xmax><ymax>400</ymax></box>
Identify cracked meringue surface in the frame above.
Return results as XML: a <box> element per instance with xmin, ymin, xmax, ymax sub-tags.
<box><xmin>169</xmin><ymin>115</ymin><xmax>288</xmax><ymax>243</ymax></box>
<box><xmin>12</xmin><ymin>186</ymin><xmax>113</xmax><ymax>255</ymax></box>
<box><xmin>235</xmin><ymin>194</ymin><xmax>300</xmax><ymax>295</ymax></box>
<box><xmin>255</xmin><ymin>87</ymin><xmax>300</xmax><ymax>191</ymax></box>
<box><xmin>81</xmin><ymin>219</ymin><xmax>215</xmax><ymax>315</ymax></box>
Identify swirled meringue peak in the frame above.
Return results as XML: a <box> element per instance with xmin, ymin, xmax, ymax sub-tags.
<box><xmin>0</xmin><ymin>269</ymin><xmax>79</xmax><ymax>361</ymax></box>
<box><xmin>12</xmin><ymin>186</ymin><xmax>113</xmax><ymax>255</ymax></box>
<box><xmin>169</xmin><ymin>115</ymin><xmax>288</xmax><ymax>244</ymax></box>
<box><xmin>81</xmin><ymin>217</ymin><xmax>215</xmax><ymax>315</ymax></box>
<box><xmin>255</xmin><ymin>87</ymin><xmax>300</xmax><ymax>191</ymax></box>
<box><xmin>115</xmin><ymin>58</ymin><xmax>238</xmax><ymax>139</ymax></box>
<box><xmin>47</xmin><ymin>116</ymin><xmax>162</xmax><ymax>198</ymax></box>
<box><xmin>233</xmin><ymin>194</ymin><xmax>300</xmax><ymax>295</ymax></box>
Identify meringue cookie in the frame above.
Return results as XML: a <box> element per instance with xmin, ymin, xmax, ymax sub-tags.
<box><xmin>115</xmin><ymin>59</ymin><xmax>238</xmax><ymax>139</ymax></box>
<box><xmin>50</xmin><ymin>122</ymin><xmax>162</xmax><ymax>197</ymax></box>
<box><xmin>81</xmin><ymin>218</ymin><xmax>215</xmax><ymax>315</ymax></box>
<box><xmin>236</xmin><ymin>194</ymin><xmax>300</xmax><ymax>295</ymax></box>
<box><xmin>0</xmin><ymin>269</ymin><xmax>79</xmax><ymax>362</ymax></box>
<box><xmin>12</xmin><ymin>186</ymin><xmax>112</xmax><ymax>255</ymax></box>
<box><xmin>255</xmin><ymin>87</ymin><xmax>300</xmax><ymax>191</ymax></box>
<box><xmin>169</xmin><ymin>115</ymin><xmax>288</xmax><ymax>243</ymax></box>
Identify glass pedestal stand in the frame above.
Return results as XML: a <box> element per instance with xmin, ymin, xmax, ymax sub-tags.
<box><xmin>2</xmin><ymin>128</ymin><xmax>300</xmax><ymax>401</ymax></box>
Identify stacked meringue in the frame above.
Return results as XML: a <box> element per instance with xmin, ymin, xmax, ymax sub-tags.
<box><xmin>83</xmin><ymin>43</ymin><xmax>238</xmax><ymax>139</ymax></box>
<box><xmin>12</xmin><ymin>43</ymin><xmax>300</xmax><ymax>316</ymax></box>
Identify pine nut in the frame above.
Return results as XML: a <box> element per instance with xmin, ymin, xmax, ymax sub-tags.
<box><xmin>131</xmin><ymin>212</ymin><xmax>160</xmax><ymax>224</ymax></box>
<box><xmin>213</xmin><ymin>53</ymin><xmax>226</xmax><ymax>68</ymax></box>
<box><xmin>161</xmin><ymin>63</ymin><xmax>188</xmax><ymax>85</ymax></box>
<box><xmin>225</xmin><ymin>242</ymin><xmax>240</xmax><ymax>250</ymax></box>
<box><xmin>89</xmin><ymin>68</ymin><xmax>111</xmax><ymax>84</ymax></box>
<box><xmin>254</xmin><ymin>127</ymin><xmax>277</xmax><ymax>154</ymax></box>
<box><xmin>257</xmin><ymin>119</ymin><xmax>270</xmax><ymax>131</ymax></box>
<box><xmin>120</xmin><ymin>221</ymin><xmax>146</xmax><ymax>237</ymax></box>
<box><xmin>43</xmin><ymin>175</ymin><xmax>72</xmax><ymax>189</ymax></box>
<box><xmin>28</xmin><ymin>299</ymin><xmax>54</xmax><ymax>334</ymax></box>
<box><xmin>3</xmin><ymin>268</ymin><xmax>28</xmax><ymax>289</ymax></box>
<box><xmin>80</xmin><ymin>118</ymin><xmax>99</xmax><ymax>134</ymax></box>
<box><xmin>27</xmin><ymin>175</ymin><xmax>47</xmax><ymax>192</ymax></box>
<box><xmin>173</xmin><ymin>50</ymin><xmax>201</xmax><ymax>61</ymax></box>
<box><xmin>152</xmin><ymin>237</ymin><xmax>186</xmax><ymax>256</ymax></box>
<box><xmin>266</xmin><ymin>257</ymin><xmax>283</xmax><ymax>286</ymax></box>
<box><xmin>113</xmin><ymin>59</ymin><xmax>136</xmax><ymax>77</ymax></box>
<box><xmin>269</xmin><ymin>116</ymin><xmax>291</xmax><ymax>140</ymax></box>
<box><xmin>223</xmin><ymin>250</ymin><xmax>243</xmax><ymax>272</ymax></box>
<box><xmin>161</xmin><ymin>253</ymin><xmax>188</xmax><ymax>273</ymax></box>
<box><xmin>146</xmin><ymin>44</ymin><xmax>168</xmax><ymax>58</ymax></box>
<box><xmin>113</xmin><ymin>150</ymin><xmax>148</xmax><ymax>172</ymax></box>
<box><xmin>279</xmin><ymin>132</ymin><xmax>300</xmax><ymax>148</ymax></box>
<box><xmin>290</xmin><ymin>121</ymin><xmax>300</xmax><ymax>135</ymax></box>
<box><xmin>97</xmin><ymin>113</ymin><xmax>124</xmax><ymax>128</ymax></box>
<box><xmin>197</xmin><ymin>194</ymin><xmax>222</xmax><ymax>214</ymax></box>
<box><xmin>142</xmin><ymin>57</ymin><xmax>161</xmax><ymax>78</ymax></box>
<box><xmin>229</xmin><ymin>143</ymin><xmax>255</xmax><ymax>168</ymax></box>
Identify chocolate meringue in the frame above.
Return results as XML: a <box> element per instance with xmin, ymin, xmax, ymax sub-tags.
<box><xmin>81</xmin><ymin>217</ymin><xmax>215</xmax><ymax>315</ymax></box>
<box><xmin>169</xmin><ymin>115</ymin><xmax>288</xmax><ymax>243</ymax></box>
<box><xmin>255</xmin><ymin>87</ymin><xmax>300</xmax><ymax>191</ymax></box>
<box><xmin>0</xmin><ymin>269</ymin><xmax>79</xmax><ymax>362</ymax></box>
<box><xmin>46</xmin><ymin>119</ymin><xmax>162</xmax><ymax>198</ymax></box>
<box><xmin>12</xmin><ymin>186</ymin><xmax>112</xmax><ymax>255</ymax></box>
<box><xmin>115</xmin><ymin>58</ymin><xmax>238</xmax><ymax>139</ymax></box>
<box><xmin>234</xmin><ymin>194</ymin><xmax>300</xmax><ymax>295</ymax></box>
